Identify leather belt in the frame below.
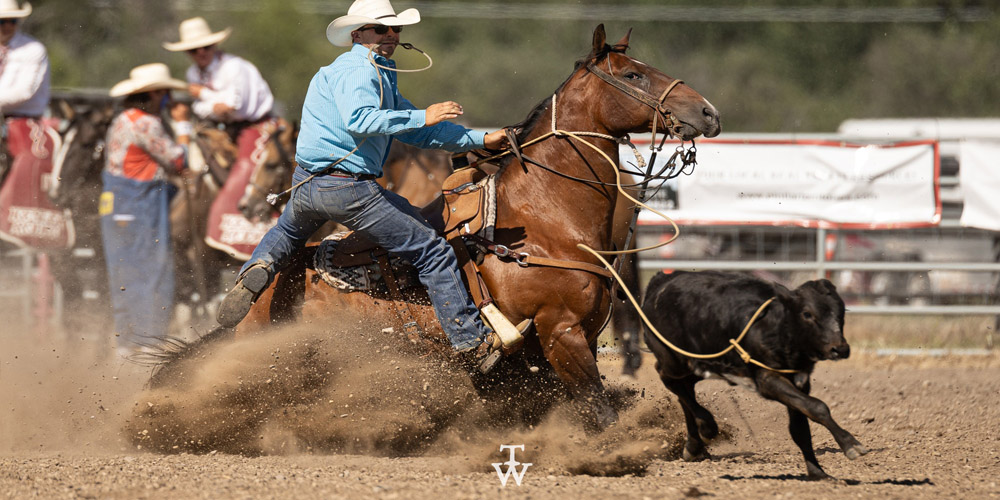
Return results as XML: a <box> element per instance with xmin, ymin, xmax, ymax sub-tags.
<box><xmin>329</xmin><ymin>169</ymin><xmax>377</xmax><ymax>181</ymax></box>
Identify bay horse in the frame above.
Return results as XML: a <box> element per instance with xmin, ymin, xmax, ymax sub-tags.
<box><xmin>235</xmin><ymin>25</ymin><xmax>720</xmax><ymax>430</ymax></box>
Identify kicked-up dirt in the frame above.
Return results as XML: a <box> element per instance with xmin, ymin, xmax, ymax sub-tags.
<box><xmin>2</xmin><ymin>319</ymin><xmax>999</xmax><ymax>499</ymax></box>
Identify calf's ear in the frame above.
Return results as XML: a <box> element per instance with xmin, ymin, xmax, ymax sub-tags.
<box><xmin>803</xmin><ymin>279</ymin><xmax>838</xmax><ymax>295</ymax></box>
<box><xmin>774</xmin><ymin>283</ymin><xmax>798</xmax><ymax>306</ymax></box>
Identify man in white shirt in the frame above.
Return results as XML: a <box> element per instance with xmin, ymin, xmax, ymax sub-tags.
<box><xmin>164</xmin><ymin>17</ymin><xmax>282</xmax><ymax>257</ymax></box>
<box><xmin>0</xmin><ymin>0</ymin><xmax>70</xmax><ymax>249</ymax></box>
<box><xmin>0</xmin><ymin>0</ymin><xmax>48</xmax><ymax>119</ymax></box>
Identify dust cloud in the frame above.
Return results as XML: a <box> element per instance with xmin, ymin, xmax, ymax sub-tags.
<box><xmin>1</xmin><ymin>315</ymin><xmax>159</xmax><ymax>455</ymax></box>
<box><xmin>120</xmin><ymin>314</ymin><xmax>688</xmax><ymax>476</ymax></box>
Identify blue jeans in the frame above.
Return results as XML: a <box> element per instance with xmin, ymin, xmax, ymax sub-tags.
<box><xmin>241</xmin><ymin>167</ymin><xmax>485</xmax><ymax>350</ymax></box>
<box><xmin>100</xmin><ymin>173</ymin><xmax>174</xmax><ymax>349</ymax></box>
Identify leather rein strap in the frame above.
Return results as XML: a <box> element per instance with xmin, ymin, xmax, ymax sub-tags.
<box><xmin>467</xmin><ymin>234</ymin><xmax>613</xmax><ymax>279</ymax></box>
<box><xmin>460</xmin><ymin>55</ymin><xmax>688</xmax><ymax>283</ymax></box>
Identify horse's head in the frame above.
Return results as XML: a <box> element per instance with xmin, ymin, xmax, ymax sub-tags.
<box><xmin>49</xmin><ymin>101</ymin><xmax>116</xmax><ymax>208</ymax></box>
<box><xmin>572</xmin><ymin>24</ymin><xmax>721</xmax><ymax>141</ymax></box>
<box><xmin>237</xmin><ymin>119</ymin><xmax>297</xmax><ymax>222</ymax></box>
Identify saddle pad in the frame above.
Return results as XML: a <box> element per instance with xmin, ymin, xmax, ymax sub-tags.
<box><xmin>313</xmin><ymin>231</ymin><xmax>420</xmax><ymax>292</ymax></box>
<box><xmin>0</xmin><ymin>119</ymin><xmax>73</xmax><ymax>249</ymax></box>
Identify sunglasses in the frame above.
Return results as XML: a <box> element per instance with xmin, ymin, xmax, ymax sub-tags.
<box><xmin>0</xmin><ymin>19</ymin><xmax>19</xmax><ymax>25</ymax></box>
<box><xmin>358</xmin><ymin>25</ymin><xmax>402</xmax><ymax>35</ymax></box>
<box><xmin>186</xmin><ymin>45</ymin><xmax>215</xmax><ymax>55</ymax></box>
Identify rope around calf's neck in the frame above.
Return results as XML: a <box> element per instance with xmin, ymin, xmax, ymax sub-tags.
<box><xmin>578</xmin><ymin>242</ymin><xmax>799</xmax><ymax>374</ymax></box>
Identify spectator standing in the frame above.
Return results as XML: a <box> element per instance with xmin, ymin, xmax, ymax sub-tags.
<box><xmin>101</xmin><ymin>63</ymin><xmax>190</xmax><ymax>356</ymax></box>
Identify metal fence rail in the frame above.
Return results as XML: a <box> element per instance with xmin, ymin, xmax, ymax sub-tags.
<box><xmin>638</xmin><ymin>227</ymin><xmax>1000</xmax><ymax>315</ymax></box>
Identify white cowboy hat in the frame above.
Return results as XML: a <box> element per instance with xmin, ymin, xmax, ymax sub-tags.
<box><xmin>109</xmin><ymin>63</ymin><xmax>187</xmax><ymax>97</ymax></box>
<box><xmin>326</xmin><ymin>0</ymin><xmax>420</xmax><ymax>47</ymax></box>
<box><xmin>162</xmin><ymin>17</ymin><xmax>232</xmax><ymax>52</ymax></box>
<box><xmin>0</xmin><ymin>0</ymin><xmax>31</xmax><ymax>18</ymax></box>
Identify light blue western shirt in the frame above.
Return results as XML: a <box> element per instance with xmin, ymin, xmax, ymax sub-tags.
<box><xmin>295</xmin><ymin>44</ymin><xmax>486</xmax><ymax>176</ymax></box>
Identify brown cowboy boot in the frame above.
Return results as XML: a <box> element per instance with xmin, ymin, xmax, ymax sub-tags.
<box><xmin>217</xmin><ymin>265</ymin><xmax>271</xmax><ymax>327</ymax></box>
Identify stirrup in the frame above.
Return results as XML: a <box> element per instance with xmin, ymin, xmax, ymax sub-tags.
<box><xmin>479</xmin><ymin>303</ymin><xmax>531</xmax><ymax>354</ymax></box>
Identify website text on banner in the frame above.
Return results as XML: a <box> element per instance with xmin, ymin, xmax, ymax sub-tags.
<box><xmin>622</xmin><ymin>139</ymin><xmax>940</xmax><ymax>229</ymax></box>
<box><xmin>958</xmin><ymin>140</ymin><xmax>1000</xmax><ymax>232</ymax></box>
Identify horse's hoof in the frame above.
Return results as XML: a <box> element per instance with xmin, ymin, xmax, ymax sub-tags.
<box><xmin>697</xmin><ymin>418</ymin><xmax>719</xmax><ymax>441</ymax></box>
<box><xmin>581</xmin><ymin>404</ymin><xmax>619</xmax><ymax>434</ymax></box>
<box><xmin>682</xmin><ymin>447</ymin><xmax>710</xmax><ymax>462</ymax></box>
<box><xmin>845</xmin><ymin>444</ymin><xmax>869</xmax><ymax>460</ymax></box>
<box><xmin>806</xmin><ymin>462</ymin><xmax>830</xmax><ymax>480</ymax></box>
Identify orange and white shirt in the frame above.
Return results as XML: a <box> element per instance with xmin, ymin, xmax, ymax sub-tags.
<box><xmin>104</xmin><ymin>109</ymin><xmax>185</xmax><ymax>182</ymax></box>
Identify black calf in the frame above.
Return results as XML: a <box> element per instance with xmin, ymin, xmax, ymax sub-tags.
<box><xmin>641</xmin><ymin>271</ymin><xmax>868</xmax><ymax>479</ymax></box>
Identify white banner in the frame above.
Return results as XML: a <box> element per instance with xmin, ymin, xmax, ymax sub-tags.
<box><xmin>622</xmin><ymin>139</ymin><xmax>940</xmax><ymax>228</ymax></box>
<box><xmin>959</xmin><ymin>140</ymin><xmax>1000</xmax><ymax>231</ymax></box>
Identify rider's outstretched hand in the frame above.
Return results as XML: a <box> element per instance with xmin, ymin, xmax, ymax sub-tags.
<box><xmin>425</xmin><ymin>101</ymin><xmax>463</xmax><ymax>126</ymax></box>
<box><xmin>484</xmin><ymin>129</ymin><xmax>509</xmax><ymax>150</ymax></box>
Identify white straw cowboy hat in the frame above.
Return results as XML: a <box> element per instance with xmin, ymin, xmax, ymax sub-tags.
<box><xmin>326</xmin><ymin>0</ymin><xmax>420</xmax><ymax>47</ymax></box>
<box><xmin>109</xmin><ymin>63</ymin><xmax>187</xmax><ymax>97</ymax></box>
<box><xmin>0</xmin><ymin>0</ymin><xmax>31</xmax><ymax>18</ymax></box>
<box><xmin>162</xmin><ymin>17</ymin><xmax>232</xmax><ymax>52</ymax></box>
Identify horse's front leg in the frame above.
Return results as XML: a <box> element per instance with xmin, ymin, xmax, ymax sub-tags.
<box><xmin>537</xmin><ymin>318</ymin><xmax>618</xmax><ymax>432</ymax></box>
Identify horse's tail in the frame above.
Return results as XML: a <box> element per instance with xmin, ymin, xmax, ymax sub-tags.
<box><xmin>135</xmin><ymin>326</ymin><xmax>237</xmax><ymax>388</ymax></box>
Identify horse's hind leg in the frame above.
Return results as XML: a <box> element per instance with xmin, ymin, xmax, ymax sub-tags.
<box><xmin>663</xmin><ymin>375</ymin><xmax>717</xmax><ymax>461</ymax></box>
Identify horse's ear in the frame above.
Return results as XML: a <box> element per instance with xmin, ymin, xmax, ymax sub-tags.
<box><xmin>592</xmin><ymin>24</ymin><xmax>607</xmax><ymax>54</ymax></box>
<box><xmin>612</xmin><ymin>28</ymin><xmax>632</xmax><ymax>52</ymax></box>
<box><xmin>56</xmin><ymin>99</ymin><xmax>75</xmax><ymax>121</ymax></box>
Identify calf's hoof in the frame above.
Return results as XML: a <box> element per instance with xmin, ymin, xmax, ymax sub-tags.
<box><xmin>845</xmin><ymin>444</ymin><xmax>869</xmax><ymax>460</ymax></box>
<box><xmin>682</xmin><ymin>446</ymin><xmax>710</xmax><ymax>462</ymax></box>
<box><xmin>806</xmin><ymin>462</ymin><xmax>831</xmax><ymax>481</ymax></box>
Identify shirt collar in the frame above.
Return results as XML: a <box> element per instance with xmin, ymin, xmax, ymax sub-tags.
<box><xmin>350</xmin><ymin>43</ymin><xmax>395</xmax><ymax>68</ymax></box>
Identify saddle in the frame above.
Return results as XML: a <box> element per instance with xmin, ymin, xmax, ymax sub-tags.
<box><xmin>420</xmin><ymin>166</ymin><xmax>494</xmax><ymax>238</ymax></box>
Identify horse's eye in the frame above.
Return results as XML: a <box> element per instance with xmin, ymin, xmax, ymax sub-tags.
<box><xmin>624</xmin><ymin>72</ymin><xmax>643</xmax><ymax>80</ymax></box>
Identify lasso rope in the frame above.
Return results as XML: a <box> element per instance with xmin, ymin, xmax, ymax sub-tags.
<box><xmin>555</xmin><ymin>127</ymin><xmax>795</xmax><ymax>373</ymax></box>
<box><xmin>488</xmin><ymin>93</ymin><xmax>795</xmax><ymax>373</ymax></box>
<box><xmin>265</xmin><ymin>43</ymin><xmax>433</xmax><ymax>206</ymax></box>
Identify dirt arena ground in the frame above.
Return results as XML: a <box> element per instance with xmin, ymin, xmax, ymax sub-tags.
<box><xmin>2</xmin><ymin>317</ymin><xmax>999</xmax><ymax>500</ymax></box>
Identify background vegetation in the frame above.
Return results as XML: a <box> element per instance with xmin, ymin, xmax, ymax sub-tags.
<box><xmin>19</xmin><ymin>0</ymin><xmax>1000</xmax><ymax>131</ymax></box>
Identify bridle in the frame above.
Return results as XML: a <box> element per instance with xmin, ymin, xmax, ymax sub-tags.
<box><xmin>585</xmin><ymin>47</ymin><xmax>685</xmax><ymax>149</ymax></box>
<box><xmin>469</xmin><ymin>49</ymin><xmax>698</xmax><ymax>189</ymax></box>
<box><xmin>244</xmin><ymin>125</ymin><xmax>293</xmax><ymax>216</ymax></box>
<box><xmin>464</xmin><ymin>47</ymin><xmax>704</xmax><ymax>287</ymax></box>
